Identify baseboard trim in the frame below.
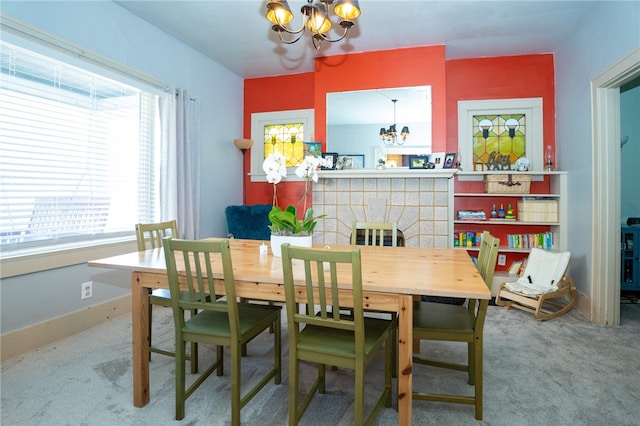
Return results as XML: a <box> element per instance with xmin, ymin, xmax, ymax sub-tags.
<box><xmin>1</xmin><ymin>295</ymin><xmax>131</xmax><ymax>363</ymax></box>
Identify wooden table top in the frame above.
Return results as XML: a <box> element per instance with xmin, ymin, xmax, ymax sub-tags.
<box><xmin>89</xmin><ymin>238</ymin><xmax>490</xmax><ymax>300</ymax></box>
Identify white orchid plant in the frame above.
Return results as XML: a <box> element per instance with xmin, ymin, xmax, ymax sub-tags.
<box><xmin>263</xmin><ymin>151</ymin><xmax>330</xmax><ymax>236</ymax></box>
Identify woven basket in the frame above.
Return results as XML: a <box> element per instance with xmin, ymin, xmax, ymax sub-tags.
<box><xmin>484</xmin><ymin>174</ymin><xmax>531</xmax><ymax>194</ymax></box>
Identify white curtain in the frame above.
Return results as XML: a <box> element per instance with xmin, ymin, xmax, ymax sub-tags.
<box><xmin>159</xmin><ymin>88</ymin><xmax>200</xmax><ymax>239</ymax></box>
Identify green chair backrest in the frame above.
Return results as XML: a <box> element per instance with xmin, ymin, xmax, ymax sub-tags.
<box><xmin>281</xmin><ymin>243</ymin><xmax>365</xmax><ymax>348</ymax></box>
<box><xmin>163</xmin><ymin>238</ymin><xmax>240</xmax><ymax>336</ymax></box>
<box><xmin>468</xmin><ymin>231</ymin><xmax>500</xmax><ymax>329</ymax></box>
<box><xmin>351</xmin><ymin>221</ymin><xmax>398</xmax><ymax>247</ymax></box>
<box><xmin>476</xmin><ymin>231</ymin><xmax>500</xmax><ymax>288</ymax></box>
<box><xmin>135</xmin><ymin>220</ymin><xmax>178</xmax><ymax>251</ymax></box>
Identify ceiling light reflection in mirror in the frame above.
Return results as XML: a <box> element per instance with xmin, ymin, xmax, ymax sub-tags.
<box><xmin>326</xmin><ymin>86</ymin><xmax>432</xmax><ymax>168</ymax></box>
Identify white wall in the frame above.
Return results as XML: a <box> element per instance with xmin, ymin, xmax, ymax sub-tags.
<box><xmin>554</xmin><ymin>1</ymin><xmax>640</xmax><ymax>298</ymax></box>
<box><xmin>0</xmin><ymin>1</ymin><xmax>244</xmax><ymax>334</ymax></box>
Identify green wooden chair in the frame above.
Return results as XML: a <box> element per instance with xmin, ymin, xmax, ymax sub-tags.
<box><xmin>136</xmin><ymin>220</ymin><xmax>200</xmax><ymax>372</ymax></box>
<box><xmin>412</xmin><ymin>231</ymin><xmax>500</xmax><ymax>420</ymax></box>
<box><xmin>281</xmin><ymin>243</ymin><xmax>392</xmax><ymax>425</ymax></box>
<box><xmin>163</xmin><ymin>238</ymin><xmax>281</xmax><ymax>424</ymax></box>
<box><xmin>351</xmin><ymin>221</ymin><xmax>399</xmax><ymax>376</ymax></box>
<box><xmin>350</xmin><ymin>221</ymin><xmax>398</xmax><ymax>247</ymax></box>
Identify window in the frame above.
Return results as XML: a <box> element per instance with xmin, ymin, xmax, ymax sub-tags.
<box><xmin>0</xmin><ymin>40</ymin><xmax>160</xmax><ymax>254</ymax></box>
<box><xmin>457</xmin><ymin>98</ymin><xmax>543</xmax><ymax>172</ymax></box>
<box><xmin>250</xmin><ymin>109</ymin><xmax>314</xmax><ymax>182</ymax></box>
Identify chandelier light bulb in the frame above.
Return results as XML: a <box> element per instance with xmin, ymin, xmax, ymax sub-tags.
<box><xmin>334</xmin><ymin>0</ymin><xmax>361</xmax><ymax>20</ymax></box>
<box><xmin>307</xmin><ymin>4</ymin><xmax>331</xmax><ymax>33</ymax></box>
<box><xmin>266</xmin><ymin>1</ymin><xmax>294</xmax><ymax>25</ymax></box>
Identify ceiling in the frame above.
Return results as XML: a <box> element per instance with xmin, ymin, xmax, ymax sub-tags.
<box><xmin>115</xmin><ymin>0</ymin><xmax>598</xmax><ymax>79</ymax></box>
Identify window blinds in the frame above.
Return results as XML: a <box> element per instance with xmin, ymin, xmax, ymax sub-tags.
<box><xmin>0</xmin><ymin>40</ymin><xmax>159</xmax><ymax>251</ymax></box>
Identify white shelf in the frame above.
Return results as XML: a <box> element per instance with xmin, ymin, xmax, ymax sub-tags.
<box><xmin>454</xmin><ymin>220</ymin><xmax>559</xmax><ymax>225</ymax></box>
<box><xmin>453</xmin><ymin>246</ymin><xmax>545</xmax><ymax>254</ymax></box>
<box><xmin>454</xmin><ymin>192</ymin><xmax>561</xmax><ymax>198</ymax></box>
<box><xmin>456</xmin><ymin>170</ymin><xmax>566</xmax><ymax>182</ymax></box>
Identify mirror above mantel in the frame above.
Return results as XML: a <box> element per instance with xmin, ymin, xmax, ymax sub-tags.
<box><xmin>326</xmin><ymin>86</ymin><xmax>432</xmax><ymax>168</ymax></box>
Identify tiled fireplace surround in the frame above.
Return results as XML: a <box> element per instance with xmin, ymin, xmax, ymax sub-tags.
<box><xmin>312</xmin><ymin>170</ymin><xmax>455</xmax><ymax>248</ymax></box>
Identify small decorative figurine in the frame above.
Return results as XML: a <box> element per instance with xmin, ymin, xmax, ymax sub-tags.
<box><xmin>515</xmin><ymin>157</ymin><xmax>530</xmax><ymax>171</ymax></box>
<box><xmin>505</xmin><ymin>204</ymin><xmax>516</xmax><ymax>220</ymax></box>
<box><xmin>498</xmin><ymin>204</ymin><xmax>506</xmax><ymax>219</ymax></box>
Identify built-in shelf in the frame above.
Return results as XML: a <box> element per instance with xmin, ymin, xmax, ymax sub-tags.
<box><xmin>449</xmin><ymin>171</ymin><xmax>568</xmax><ymax>272</ymax></box>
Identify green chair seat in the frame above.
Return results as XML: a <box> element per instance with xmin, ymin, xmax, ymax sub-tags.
<box><xmin>298</xmin><ymin>317</ymin><xmax>391</xmax><ymax>359</ymax></box>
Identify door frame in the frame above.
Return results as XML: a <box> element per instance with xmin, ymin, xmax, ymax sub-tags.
<box><xmin>591</xmin><ymin>47</ymin><xmax>640</xmax><ymax>325</ymax></box>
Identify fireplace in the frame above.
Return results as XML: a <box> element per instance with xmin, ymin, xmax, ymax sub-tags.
<box><xmin>312</xmin><ymin>169</ymin><xmax>455</xmax><ymax>248</ymax></box>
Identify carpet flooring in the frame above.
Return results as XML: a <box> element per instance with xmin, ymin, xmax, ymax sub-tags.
<box><xmin>2</xmin><ymin>302</ymin><xmax>640</xmax><ymax>425</ymax></box>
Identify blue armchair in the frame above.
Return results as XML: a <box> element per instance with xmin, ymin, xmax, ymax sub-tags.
<box><xmin>225</xmin><ymin>204</ymin><xmax>272</xmax><ymax>240</ymax></box>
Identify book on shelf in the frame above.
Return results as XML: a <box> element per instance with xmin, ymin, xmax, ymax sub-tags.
<box><xmin>453</xmin><ymin>231</ymin><xmax>483</xmax><ymax>247</ymax></box>
<box><xmin>506</xmin><ymin>231</ymin><xmax>554</xmax><ymax>249</ymax></box>
<box><xmin>457</xmin><ymin>210</ymin><xmax>487</xmax><ymax>220</ymax></box>
<box><xmin>508</xmin><ymin>260</ymin><xmax>523</xmax><ymax>275</ymax></box>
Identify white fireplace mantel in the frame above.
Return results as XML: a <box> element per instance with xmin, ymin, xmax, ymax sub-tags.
<box><xmin>317</xmin><ymin>168</ymin><xmax>457</xmax><ymax>179</ymax></box>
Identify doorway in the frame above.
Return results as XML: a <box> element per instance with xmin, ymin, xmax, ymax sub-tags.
<box><xmin>591</xmin><ymin>47</ymin><xmax>640</xmax><ymax>326</ymax></box>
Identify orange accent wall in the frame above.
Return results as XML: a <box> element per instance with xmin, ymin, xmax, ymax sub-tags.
<box><xmin>243</xmin><ymin>73</ymin><xmax>314</xmax><ymax>207</ymax></box>
<box><xmin>243</xmin><ymin>48</ymin><xmax>556</xmax><ymax>208</ymax></box>
<box><xmin>445</xmin><ymin>54</ymin><xmax>556</xmax><ymax>154</ymax></box>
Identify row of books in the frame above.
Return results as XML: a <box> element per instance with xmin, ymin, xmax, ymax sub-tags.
<box><xmin>453</xmin><ymin>231</ymin><xmax>483</xmax><ymax>247</ymax></box>
<box><xmin>507</xmin><ymin>232</ymin><xmax>554</xmax><ymax>249</ymax></box>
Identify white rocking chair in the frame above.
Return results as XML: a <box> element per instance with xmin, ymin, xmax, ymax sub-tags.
<box><xmin>495</xmin><ymin>248</ymin><xmax>577</xmax><ymax>321</ymax></box>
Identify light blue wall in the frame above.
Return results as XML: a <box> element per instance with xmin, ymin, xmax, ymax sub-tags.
<box><xmin>554</xmin><ymin>1</ymin><xmax>640</xmax><ymax>297</ymax></box>
<box><xmin>0</xmin><ymin>1</ymin><xmax>244</xmax><ymax>333</ymax></box>
<box><xmin>621</xmin><ymin>82</ymin><xmax>640</xmax><ymax>223</ymax></box>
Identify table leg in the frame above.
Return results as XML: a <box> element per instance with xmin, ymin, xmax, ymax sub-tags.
<box><xmin>132</xmin><ymin>272</ymin><xmax>150</xmax><ymax>407</ymax></box>
<box><xmin>396</xmin><ymin>295</ymin><xmax>413</xmax><ymax>425</ymax></box>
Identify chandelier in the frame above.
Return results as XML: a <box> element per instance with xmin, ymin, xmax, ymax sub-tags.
<box><xmin>380</xmin><ymin>99</ymin><xmax>410</xmax><ymax>146</ymax></box>
<box><xmin>265</xmin><ymin>0</ymin><xmax>361</xmax><ymax>50</ymax></box>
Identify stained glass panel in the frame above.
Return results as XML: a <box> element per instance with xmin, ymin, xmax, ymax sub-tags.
<box><xmin>264</xmin><ymin>123</ymin><xmax>304</xmax><ymax>167</ymax></box>
<box><xmin>472</xmin><ymin>114</ymin><xmax>526</xmax><ymax>170</ymax></box>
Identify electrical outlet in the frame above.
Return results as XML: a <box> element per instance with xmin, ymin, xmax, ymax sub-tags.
<box><xmin>497</xmin><ymin>254</ymin><xmax>507</xmax><ymax>266</ymax></box>
<box><xmin>81</xmin><ymin>281</ymin><xmax>93</xmax><ymax>299</ymax></box>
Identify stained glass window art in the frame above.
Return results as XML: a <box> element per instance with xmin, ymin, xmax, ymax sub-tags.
<box><xmin>264</xmin><ymin>123</ymin><xmax>304</xmax><ymax>167</ymax></box>
<box><xmin>472</xmin><ymin>114</ymin><xmax>526</xmax><ymax>169</ymax></box>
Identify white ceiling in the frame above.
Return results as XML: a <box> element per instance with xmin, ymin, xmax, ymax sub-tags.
<box><xmin>114</xmin><ymin>0</ymin><xmax>599</xmax><ymax>79</ymax></box>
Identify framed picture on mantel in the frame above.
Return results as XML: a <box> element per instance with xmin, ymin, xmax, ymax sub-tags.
<box><xmin>321</xmin><ymin>152</ymin><xmax>338</xmax><ymax>170</ymax></box>
<box><xmin>430</xmin><ymin>152</ymin><xmax>445</xmax><ymax>169</ymax></box>
<box><xmin>336</xmin><ymin>154</ymin><xmax>364</xmax><ymax>170</ymax></box>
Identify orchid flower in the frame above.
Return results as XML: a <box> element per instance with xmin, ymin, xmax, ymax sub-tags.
<box><xmin>295</xmin><ymin>154</ymin><xmax>329</xmax><ymax>183</ymax></box>
<box><xmin>263</xmin><ymin>150</ymin><xmax>329</xmax><ymax>235</ymax></box>
<box><xmin>263</xmin><ymin>150</ymin><xmax>287</xmax><ymax>206</ymax></box>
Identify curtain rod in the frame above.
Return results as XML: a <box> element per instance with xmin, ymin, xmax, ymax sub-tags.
<box><xmin>1</xmin><ymin>14</ymin><xmax>170</xmax><ymax>93</ymax></box>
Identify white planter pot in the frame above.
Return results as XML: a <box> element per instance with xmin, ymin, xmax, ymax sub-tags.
<box><xmin>270</xmin><ymin>234</ymin><xmax>313</xmax><ymax>257</ymax></box>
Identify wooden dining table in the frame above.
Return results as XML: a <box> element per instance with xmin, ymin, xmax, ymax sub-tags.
<box><xmin>88</xmin><ymin>238</ymin><xmax>489</xmax><ymax>425</ymax></box>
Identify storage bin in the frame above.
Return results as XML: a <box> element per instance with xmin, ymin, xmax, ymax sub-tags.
<box><xmin>517</xmin><ymin>200</ymin><xmax>558</xmax><ymax>223</ymax></box>
<box><xmin>484</xmin><ymin>174</ymin><xmax>531</xmax><ymax>194</ymax></box>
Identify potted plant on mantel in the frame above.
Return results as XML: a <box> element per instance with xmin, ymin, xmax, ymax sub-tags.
<box><xmin>263</xmin><ymin>150</ymin><xmax>329</xmax><ymax>257</ymax></box>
